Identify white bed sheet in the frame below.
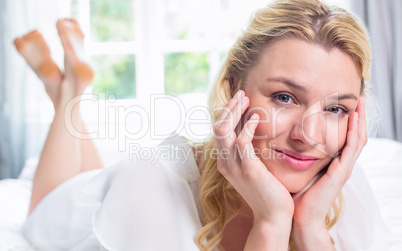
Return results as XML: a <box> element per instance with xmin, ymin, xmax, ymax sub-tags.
<box><xmin>356</xmin><ymin>138</ymin><xmax>402</xmax><ymax>249</ymax></box>
<box><xmin>0</xmin><ymin>179</ymin><xmax>35</xmax><ymax>251</ymax></box>
<box><xmin>0</xmin><ymin>138</ymin><xmax>401</xmax><ymax>251</ymax></box>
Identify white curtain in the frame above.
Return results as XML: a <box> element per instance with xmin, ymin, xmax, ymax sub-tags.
<box><xmin>352</xmin><ymin>0</ymin><xmax>402</xmax><ymax>142</ymax></box>
<box><xmin>0</xmin><ymin>0</ymin><xmax>71</xmax><ymax>179</ymax></box>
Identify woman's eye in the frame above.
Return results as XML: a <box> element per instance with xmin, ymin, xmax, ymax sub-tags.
<box><xmin>275</xmin><ymin>94</ymin><xmax>293</xmax><ymax>104</ymax></box>
<box><xmin>326</xmin><ymin>106</ymin><xmax>347</xmax><ymax>115</ymax></box>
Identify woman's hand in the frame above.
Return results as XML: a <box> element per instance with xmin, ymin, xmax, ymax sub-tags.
<box><xmin>213</xmin><ymin>90</ymin><xmax>293</xmax><ymax>250</ymax></box>
<box><xmin>291</xmin><ymin>97</ymin><xmax>367</xmax><ymax>250</ymax></box>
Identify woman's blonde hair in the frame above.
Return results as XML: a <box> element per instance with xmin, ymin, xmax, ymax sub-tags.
<box><xmin>196</xmin><ymin>0</ymin><xmax>372</xmax><ymax>250</ymax></box>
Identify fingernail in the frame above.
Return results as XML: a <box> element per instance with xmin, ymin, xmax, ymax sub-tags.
<box><xmin>354</xmin><ymin>112</ymin><xmax>359</xmax><ymax>125</ymax></box>
<box><xmin>251</xmin><ymin>113</ymin><xmax>259</xmax><ymax>120</ymax></box>
<box><xmin>241</xmin><ymin>96</ymin><xmax>248</xmax><ymax>104</ymax></box>
<box><xmin>235</xmin><ymin>90</ymin><xmax>243</xmax><ymax>98</ymax></box>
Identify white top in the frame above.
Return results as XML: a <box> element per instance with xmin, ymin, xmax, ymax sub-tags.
<box><xmin>22</xmin><ymin>134</ymin><xmax>393</xmax><ymax>250</ymax></box>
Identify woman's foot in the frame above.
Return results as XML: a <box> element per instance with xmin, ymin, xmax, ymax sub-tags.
<box><xmin>14</xmin><ymin>30</ymin><xmax>62</xmax><ymax>103</ymax></box>
<box><xmin>56</xmin><ymin>18</ymin><xmax>94</xmax><ymax>93</ymax></box>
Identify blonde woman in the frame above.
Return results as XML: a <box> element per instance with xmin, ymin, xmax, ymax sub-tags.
<box><xmin>15</xmin><ymin>0</ymin><xmax>391</xmax><ymax>250</ymax></box>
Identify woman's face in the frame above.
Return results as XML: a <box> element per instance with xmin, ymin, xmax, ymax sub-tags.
<box><xmin>243</xmin><ymin>38</ymin><xmax>361</xmax><ymax>193</ymax></box>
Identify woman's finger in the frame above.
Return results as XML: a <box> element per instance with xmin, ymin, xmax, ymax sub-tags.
<box><xmin>215</xmin><ymin>90</ymin><xmax>244</xmax><ymax>122</ymax></box>
<box><xmin>214</xmin><ymin>94</ymin><xmax>250</xmax><ymax>149</ymax></box>
<box><xmin>356</xmin><ymin>97</ymin><xmax>368</xmax><ymax>152</ymax></box>
<box><xmin>213</xmin><ymin>90</ymin><xmax>243</xmax><ymax>149</ymax></box>
<box><xmin>336</xmin><ymin>111</ymin><xmax>359</xmax><ymax>177</ymax></box>
<box><xmin>235</xmin><ymin>113</ymin><xmax>261</xmax><ymax>170</ymax></box>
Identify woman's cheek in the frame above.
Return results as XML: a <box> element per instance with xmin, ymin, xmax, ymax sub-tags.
<box><xmin>253</xmin><ymin>109</ymin><xmax>272</xmax><ymax>140</ymax></box>
<box><xmin>325</xmin><ymin>118</ymin><xmax>349</xmax><ymax>156</ymax></box>
<box><xmin>253</xmin><ymin>107</ymin><xmax>297</xmax><ymax>139</ymax></box>
<box><xmin>338</xmin><ymin>119</ymin><xmax>349</xmax><ymax>149</ymax></box>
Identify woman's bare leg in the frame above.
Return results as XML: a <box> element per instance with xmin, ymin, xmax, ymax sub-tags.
<box><xmin>55</xmin><ymin>18</ymin><xmax>104</xmax><ymax>173</ymax></box>
<box><xmin>14</xmin><ymin>20</ymin><xmax>103</xmax><ymax>215</ymax></box>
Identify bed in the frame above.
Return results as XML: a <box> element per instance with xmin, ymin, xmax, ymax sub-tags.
<box><xmin>0</xmin><ymin>137</ymin><xmax>401</xmax><ymax>250</ymax></box>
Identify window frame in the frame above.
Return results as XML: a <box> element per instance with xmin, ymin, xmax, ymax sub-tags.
<box><xmin>75</xmin><ymin>0</ymin><xmax>233</xmax><ymax>102</ymax></box>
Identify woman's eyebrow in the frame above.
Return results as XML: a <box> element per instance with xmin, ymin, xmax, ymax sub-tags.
<box><xmin>266</xmin><ymin>77</ymin><xmax>358</xmax><ymax>101</ymax></box>
<box><xmin>266</xmin><ymin>77</ymin><xmax>307</xmax><ymax>93</ymax></box>
<box><xmin>326</xmin><ymin>93</ymin><xmax>358</xmax><ymax>101</ymax></box>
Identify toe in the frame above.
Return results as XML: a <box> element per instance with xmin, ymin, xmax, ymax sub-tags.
<box><xmin>57</xmin><ymin>20</ymin><xmax>74</xmax><ymax>54</ymax></box>
<box><xmin>13</xmin><ymin>37</ymin><xmax>27</xmax><ymax>53</ymax></box>
<box><xmin>26</xmin><ymin>30</ymin><xmax>41</xmax><ymax>38</ymax></box>
<box><xmin>14</xmin><ymin>37</ymin><xmax>22</xmax><ymax>46</ymax></box>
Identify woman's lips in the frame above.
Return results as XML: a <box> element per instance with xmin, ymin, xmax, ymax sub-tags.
<box><xmin>275</xmin><ymin>149</ymin><xmax>318</xmax><ymax>170</ymax></box>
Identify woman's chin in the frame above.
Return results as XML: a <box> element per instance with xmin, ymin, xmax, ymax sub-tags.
<box><xmin>281</xmin><ymin>178</ymin><xmax>312</xmax><ymax>194</ymax></box>
<box><xmin>285</xmin><ymin>184</ymin><xmax>304</xmax><ymax>194</ymax></box>
<box><xmin>283</xmin><ymin>173</ymin><xmax>323</xmax><ymax>195</ymax></box>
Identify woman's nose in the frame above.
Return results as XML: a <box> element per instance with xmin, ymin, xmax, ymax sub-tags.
<box><xmin>290</xmin><ymin>101</ymin><xmax>329</xmax><ymax>150</ymax></box>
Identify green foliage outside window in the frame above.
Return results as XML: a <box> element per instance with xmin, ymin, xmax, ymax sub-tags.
<box><xmin>90</xmin><ymin>0</ymin><xmax>135</xmax><ymax>42</ymax></box>
<box><xmin>75</xmin><ymin>0</ymin><xmax>213</xmax><ymax>98</ymax></box>
<box><xmin>91</xmin><ymin>55</ymin><xmax>136</xmax><ymax>99</ymax></box>
<box><xmin>164</xmin><ymin>53</ymin><xmax>209</xmax><ymax>95</ymax></box>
